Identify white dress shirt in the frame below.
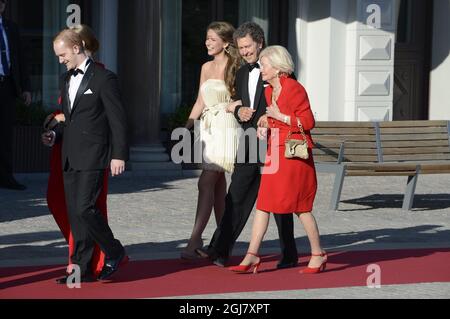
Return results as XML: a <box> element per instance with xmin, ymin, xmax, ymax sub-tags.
<box><xmin>68</xmin><ymin>58</ymin><xmax>90</xmax><ymax>110</ymax></box>
<box><xmin>248</xmin><ymin>61</ymin><xmax>261</xmax><ymax>110</ymax></box>
<box><xmin>0</xmin><ymin>17</ymin><xmax>11</xmax><ymax>76</ymax></box>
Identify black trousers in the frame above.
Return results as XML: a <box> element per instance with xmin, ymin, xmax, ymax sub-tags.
<box><xmin>208</xmin><ymin>164</ymin><xmax>298</xmax><ymax>262</ymax></box>
<box><xmin>0</xmin><ymin>78</ymin><xmax>16</xmax><ymax>183</ymax></box>
<box><xmin>63</xmin><ymin>164</ymin><xmax>123</xmax><ymax>276</ymax></box>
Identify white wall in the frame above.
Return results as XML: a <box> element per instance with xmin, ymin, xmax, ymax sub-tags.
<box><xmin>290</xmin><ymin>0</ymin><xmax>401</xmax><ymax>122</ymax></box>
<box><xmin>429</xmin><ymin>0</ymin><xmax>450</xmax><ymax>120</ymax></box>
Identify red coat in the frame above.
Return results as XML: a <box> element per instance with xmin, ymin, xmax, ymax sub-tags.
<box><xmin>256</xmin><ymin>76</ymin><xmax>317</xmax><ymax>214</ymax></box>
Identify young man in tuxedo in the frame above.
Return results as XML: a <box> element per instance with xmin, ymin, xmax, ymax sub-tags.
<box><xmin>0</xmin><ymin>0</ymin><xmax>31</xmax><ymax>190</ymax></box>
<box><xmin>198</xmin><ymin>22</ymin><xmax>299</xmax><ymax>269</ymax></box>
<box><xmin>44</xmin><ymin>29</ymin><xmax>128</xmax><ymax>283</ymax></box>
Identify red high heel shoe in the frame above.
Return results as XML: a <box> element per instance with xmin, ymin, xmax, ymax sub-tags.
<box><xmin>228</xmin><ymin>252</ymin><xmax>261</xmax><ymax>274</ymax></box>
<box><xmin>300</xmin><ymin>252</ymin><xmax>327</xmax><ymax>274</ymax></box>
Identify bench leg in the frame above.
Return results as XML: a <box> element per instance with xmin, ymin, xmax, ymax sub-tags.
<box><xmin>330</xmin><ymin>166</ymin><xmax>346</xmax><ymax>211</ymax></box>
<box><xmin>403</xmin><ymin>174</ymin><xmax>419</xmax><ymax>211</ymax></box>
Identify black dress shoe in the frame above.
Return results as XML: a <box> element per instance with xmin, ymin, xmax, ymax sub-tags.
<box><xmin>195</xmin><ymin>248</ymin><xmax>228</xmax><ymax>267</ymax></box>
<box><xmin>276</xmin><ymin>260</ymin><xmax>299</xmax><ymax>269</ymax></box>
<box><xmin>213</xmin><ymin>256</ymin><xmax>228</xmax><ymax>268</ymax></box>
<box><xmin>98</xmin><ymin>250</ymin><xmax>127</xmax><ymax>281</ymax></box>
<box><xmin>0</xmin><ymin>180</ymin><xmax>26</xmax><ymax>191</ymax></box>
<box><xmin>56</xmin><ymin>274</ymin><xmax>97</xmax><ymax>284</ymax></box>
<box><xmin>195</xmin><ymin>247</ymin><xmax>215</xmax><ymax>259</ymax></box>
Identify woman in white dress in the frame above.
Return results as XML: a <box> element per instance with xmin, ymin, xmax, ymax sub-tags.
<box><xmin>182</xmin><ymin>21</ymin><xmax>242</xmax><ymax>259</ymax></box>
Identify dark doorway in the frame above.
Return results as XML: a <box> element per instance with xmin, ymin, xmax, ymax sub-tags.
<box><xmin>393</xmin><ymin>0</ymin><xmax>434</xmax><ymax>120</ymax></box>
<box><xmin>181</xmin><ymin>0</ymin><xmax>240</xmax><ymax>107</ymax></box>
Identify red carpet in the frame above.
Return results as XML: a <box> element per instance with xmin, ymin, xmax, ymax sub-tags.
<box><xmin>1</xmin><ymin>248</ymin><xmax>449</xmax><ymax>299</ymax></box>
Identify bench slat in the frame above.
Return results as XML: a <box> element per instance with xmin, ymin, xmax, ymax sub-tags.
<box><xmin>382</xmin><ymin>140</ymin><xmax>450</xmax><ymax>148</ymax></box>
<box><xmin>346</xmin><ymin>171</ymin><xmax>416</xmax><ymax>176</ymax></box>
<box><xmin>346</xmin><ymin>163</ymin><xmax>419</xmax><ymax>170</ymax></box>
<box><xmin>381</xmin><ymin>133</ymin><xmax>449</xmax><ymax>141</ymax></box>
<box><xmin>379</xmin><ymin>120</ymin><xmax>448</xmax><ymax>128</ymax></box>
<box><xmin>420</xmin><ymin>163</ymin><xmax>450</xmax><ymax>170</ymax></box>
<box><xmin>313</xmin><ymin>155</ymin><xmax>378</xmax><ymax>163</ymax></box>
<box><xmin>314</xmin><ymin>148</ymin><xmax>378</xmax><ymax>155</ymax></box>
<box><xmin>380</xmin><ymin>127</ymin><xmax>448</xmax><ymax>134</ymax></box>
<box><xmin>383</xmin><ymin>154</ymin><xmax>450</xmax><ymax>161</ymax></box>
<box><xmin>314</xmin><ymin>134</ymin><xmax>377</xmax><ymax>142</ymax></box>
<box><xmin>312</xmin><ymin>128</ymin><xmax>376</xmax><ymax>135</ymax></box>
<box><xmin>382</xmin><ymin>147</ymin><xmax>450</xmax><ymax>155</ymax></box>
<box><xmin>315</xmin><ymin>122</ymin><xmax>375</xmax><ymax>128</ymax></box>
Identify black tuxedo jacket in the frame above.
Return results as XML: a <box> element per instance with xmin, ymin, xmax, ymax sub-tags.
<box><xmin>2</xmin><ymin>18</ymin><xmax>31</xmax><ymax>96</ymax></box>
<box><xmin>56</xmin><ymin>62</ymin><xmax>129</xmax><ymax>171</ymax></box>
<box><xmin>233</xmin><ymin>66</ymin><xmax>267</xmax><ymax>130</ymax></box>
<box><xmin>232</xmin><ymin>66</ymin><xmax>267</xmax><ymax>164</ymax></box>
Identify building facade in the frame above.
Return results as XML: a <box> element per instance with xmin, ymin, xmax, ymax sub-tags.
<box><xmin>5</xmin><ymin>0</ymin><xmax>450</xmax><ymax>152</ymax></box>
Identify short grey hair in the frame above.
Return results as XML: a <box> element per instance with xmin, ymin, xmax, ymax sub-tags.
<box><xmin>259</xmin><ymin>45</ymin><xmax>295</xmax><ymax>75</ymax></box>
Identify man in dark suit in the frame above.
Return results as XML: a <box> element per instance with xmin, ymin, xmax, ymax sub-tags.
<box><xmin>44</xmin><ymin>29</ymin><xmax>128</xmax><ymax>283</ymax></box>
<box><xmin>198</xmin><ymin>22</ymin><xmax>298</xmax><ymax>269</ymax></box>
<box><xmin>0</xmin><ymin>0</ymin><xmax>31</xmax><ymax>190</ymax></box>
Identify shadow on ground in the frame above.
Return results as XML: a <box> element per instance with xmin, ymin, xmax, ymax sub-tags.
<box><xmin>340</xmin><ymin>194</ymin><xmax>450</xmax><ymax>211</ymax></box>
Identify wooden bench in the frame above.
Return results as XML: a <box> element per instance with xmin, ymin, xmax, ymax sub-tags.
<box><xmin>311</xmin><ymin>120</ymin><xmax>450</xmax><ymax>210</ymax></box>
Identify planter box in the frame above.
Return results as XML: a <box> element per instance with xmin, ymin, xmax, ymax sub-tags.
<box><xmin>13</xmin><ymin>126</ymin><xmax>51</xmax><ymax>173</ymax></box>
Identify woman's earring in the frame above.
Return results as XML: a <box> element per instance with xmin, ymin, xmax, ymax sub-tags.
<box><xmin>224</xmin><ymin>46</ymin><xmax>230</xmax><ymax>54</ymax></box>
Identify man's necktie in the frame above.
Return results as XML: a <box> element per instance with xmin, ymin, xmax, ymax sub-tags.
<box><xmin>0</xmin><ymin>21</ymin><xmax>10</xmax><ymax>76</ymax></box>
<box><xmin>247</xmin><ymin>63</ymin><xmax>260</xmax><ymax>72</ymax></box>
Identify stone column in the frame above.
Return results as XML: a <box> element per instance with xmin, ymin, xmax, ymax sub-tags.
<box><xmin>118</xmin><ymin>0</ymin><xmax>161</xmax><ymax>145</ymax></box>
<box><xmin>160</xmin><ymin>0</ymin><xmax>182</xmax><ymax>115</ymax></box>
<box><xmin>117</xmin><ymin>0</ymin><xmax>181</xmax><ymax>174</ymax></box>
<box><xmin>42</xmin><ymin>0</ymin><xmax>70</xmax><ymax>110</ymax></box>
<box><xmin>97</xmin><ymin>0</ymin><xmax>118</xmax><ymax>73</ymax></box>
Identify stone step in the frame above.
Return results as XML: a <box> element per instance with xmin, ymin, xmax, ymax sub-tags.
<box><xmin>130</xmin><ymin>145</ymin><xmax>167</xmax><ymax>153</ymax></box>
<box><xmin>129</xmin><ymin>161</ymin><xmax>181</xmax><ymax>171</ymax></box>
<box><xmin>130</xmin><ymin>153</ymin><xmax>170</xmax><ymax>162</ymax></box>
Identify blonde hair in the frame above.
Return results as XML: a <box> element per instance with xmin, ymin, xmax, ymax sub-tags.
<box><xmin>53</xmin><ymin>29</ymin><xmax>84</xmax><ymax>50</ymax></box>
<box><xmin>259</xmin><ymin>45</ymin><xmax>294</xmax><ymax>75</ymax></box>
<box><xmin>71</xmin><ymin>24</ymin><xmax>100</xmax><ymax>55</ymax></box>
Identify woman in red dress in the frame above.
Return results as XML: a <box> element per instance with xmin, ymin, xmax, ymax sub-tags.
<box><xmin>44</xmin><ymin>25</ymin><xmax>109</xmax><ymax>277</ymax></box>
<box><xmin>229</xmin><ymin>45</ymin><xmax>327</xmax><ymax>274</ymax></box>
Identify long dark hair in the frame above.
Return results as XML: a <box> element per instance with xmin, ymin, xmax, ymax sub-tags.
<box><xmin>207</xmin><ymin>21</ymin><xmax>242</xmax><ymax>97</ymax></box>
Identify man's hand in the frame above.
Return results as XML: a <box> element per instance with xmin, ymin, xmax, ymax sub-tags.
<box><xmin>111</xmin><ymin>159</ymin><xmax>126</xmax><ymax>177</ymax></box>
<box><xmin>238</xmin><ymin>107</ymin><xmax>255</xmax><ymax>122</ymax></box>
<box><xmin>257</xmin><ymin>115</ymin><xmax>269</xmax><ymax>128</ymax></box>
<box><xmin>54</xmin><ymin>114</ymin><xmax>66</xmax><ymax>123</ymax></box>
<box><xmin>41</xmin><ymin>131</ymin><xmax>56</xmax><ymax>147</ymax></box>
<box><xmin>22</xmin><ymin>92</ymin><xmax>32</xmax><ymax>106</ymax></box>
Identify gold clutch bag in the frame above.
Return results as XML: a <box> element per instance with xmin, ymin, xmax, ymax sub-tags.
<box><xmin>285</xmin><ymin>138</ymin><xmax>309</xmax><ymax>159</ymax></box>
<box><xmin>285</xmin><ymin>118</ymin><xmax>309</xmax><ymax>160</ymax></box>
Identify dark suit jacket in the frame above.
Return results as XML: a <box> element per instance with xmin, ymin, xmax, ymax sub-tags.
<box><xmin>232</xmin><ymin>66</ymin><xmax>268</xmax><ymax>165</ymax></box>
<box><xmin>2</xmin><ymin>18</ymin><xmax>30</xmax><ymax>96</ymax></box>
<box><xmin>55</xmin><ymin>62</ymin><xmax>129</xmax><ymax>171</ymax></box>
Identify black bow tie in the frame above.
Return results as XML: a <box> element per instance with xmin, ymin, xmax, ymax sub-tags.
<box><xmin>247</xmin><ymin>63</ymin><xmax>260</xmax><ymax>72</ymax></box>
<box><xmin>69</xmin><ymin>59</ymin><xmax>92</xmax><ymax>77</ymax></box>
<box><xmin>70</xmin><ymin>68</ymin><xmax>84</xmax><ymax>77</ymax></box>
